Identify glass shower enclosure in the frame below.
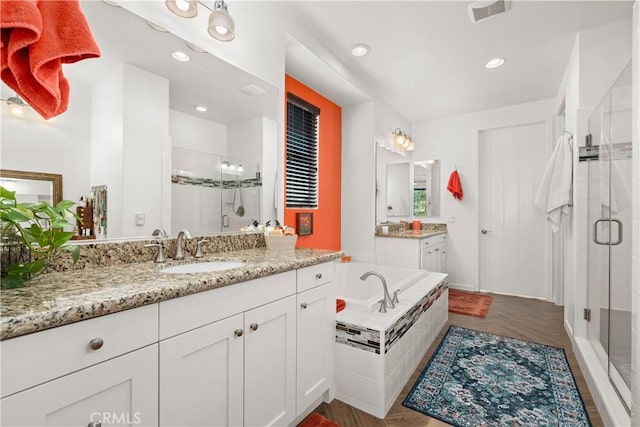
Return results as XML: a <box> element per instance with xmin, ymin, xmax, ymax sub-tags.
<box><xmin>584</xmin><ymin>62</ymin><xmax>632</xmax><ymax>412</ymax></box>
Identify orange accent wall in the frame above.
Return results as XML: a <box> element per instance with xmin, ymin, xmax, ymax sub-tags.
<box><xmin>284</xmin><ymin>75</ymin><xmax>342</xmax><ymax>250</ymax></box>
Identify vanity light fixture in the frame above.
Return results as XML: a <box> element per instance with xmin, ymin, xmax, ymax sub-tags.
<box><xmin>391</xmin><ymin>128</ymin><xmax>415</xmax><ymax>151</ymax></box>
<box><xmin>166</xmin><ymin>0</ymin><xmax>198</xmax><ymax>18</ymax></box>
<box><xmin>485</xmin><ymin>57</ymin><xmax>505</xmax><ymax>69</ymax></box>
<box><xmin>195</xmin><ymin>105</ymin><xmax>208</xmax><ymax>112</ymax></box>
<box><xmin>171</xmin><ymin>50</ymin><xmax>191</xmax><ymax>62</ymax></box>
<box><xmin>208</xmin><ymin>0</ymin><xmax>235</xmax><ymax>42</ymax></box>
<box><xmin>1</xmin><ymin>94</ymin><xmax>29</xmax><ymax>117</ymax></box>
<box><xmin>351</xmin><ymin>44</ymin><xmax>370</xmax><ymax>57</ymax></box>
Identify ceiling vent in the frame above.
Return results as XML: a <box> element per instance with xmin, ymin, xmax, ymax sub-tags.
<box><xmin>468</xmin><ymin>0</ymin><xmax>510</xmax><ymax>23</ymax></box>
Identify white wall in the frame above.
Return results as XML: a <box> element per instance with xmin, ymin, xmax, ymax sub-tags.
<box><xmin>121</xmin><ymin>65</ymin><xmax>169</xmax><ymax>238</ymax></box>
<box><xmin>342</xmin><ymin>101</ymin><xmax>374</xmax><ymax>261</ymax></box>
<box><xmin>170</xmin><ymin>110</ymin><xmax>227</xmax><ymax>155</ymax></box>
<box><xmin>1</xmin><ymin>81</ymin><xmax>92</xmax><ymax>204</ymax></box>
<box><xmin>411</xmin><ymin>99</ymin><xmax>555</xmax><ymax>289</ymax></box>
<box><xmin>90</xmin><ymin>66</ymin><xmax>124</xmax><ymax>238</ymax></box>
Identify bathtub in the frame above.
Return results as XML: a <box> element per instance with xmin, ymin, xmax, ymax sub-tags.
<box><xmin>336</xmin><ymin>262</ymin><xmax>427</xmax><ymax>312</ymax></box>
<box><xmin>334</xmin><ymin>261</ymin><xmax>449</xmax><ymax>418</ymax></box>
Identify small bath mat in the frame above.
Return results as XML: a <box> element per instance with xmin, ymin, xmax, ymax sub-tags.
<box><xmin>403</xmin><ymin>326</ymin><xmax>592</xmax><ymax>426</ymax></box>
<box><xmin>298</xmin><ymin>412</ymin><xmax>340</xmax><ymax>427</ymax></box>
<box><xmin>448</xmin><ymin>289</ymin><xmax>492</xmax><ymax>318</ymax></box>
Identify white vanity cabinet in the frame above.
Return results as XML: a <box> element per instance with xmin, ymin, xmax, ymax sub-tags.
<box><xmin>421</xmin><ymin>234</ymin><xmax>447</xmax><ymax>273</ymax></box>
<box><xmin>296</xmin><ymin>263</ymin><xmax>335</xmax><ymax>417</ymax></box>
<box><xmin>376</xmin><ymin>233</ymin><xmax>447</xmax><ymax>273</ymax></box>
<box><xmin>1</xmin><ymin>305</ymin><xmax>159</xmax><ymax>427</ymax></box>
<box><xmin>158</xmin><ymin>271</ymin><xmax>298</xmax><ymax>427</ymax></box>
<box><xmin>1</xmin><ymin>260</ymin><xmax>337</xmax><ymax>427</ymax></box>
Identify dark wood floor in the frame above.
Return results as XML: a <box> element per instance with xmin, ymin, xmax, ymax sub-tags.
<box><xmin>313</xmin><ymin>292</ymin><xmax>603</xmax><ymax>427</ymax></box>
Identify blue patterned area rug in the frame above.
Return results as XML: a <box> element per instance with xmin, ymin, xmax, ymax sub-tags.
<box><xmin>403</xmin><ymin>326</ymin><xmax>591</xmax><ymax>426</ymax></box>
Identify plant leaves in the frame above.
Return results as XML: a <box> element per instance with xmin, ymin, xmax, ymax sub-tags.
<box><xmin>53</xmin><ymin>231</ymin><xmax>75</xmax><ymax>247</ymax></box>
<box><xmin>0</xmin><ymin>186</ymin><xmax>17</xmax><ymax>200</ymax></box>
<box><xmin>63</xmin><ymin>244</ymin><xmax>80</xmax><ymax>263</ymax></box>
<box><xmin>1</xmin><ymin>274</ymin><xmax>24</xmax><ymax>289</ymax></box>
<box><xmin>55</xmin><ymin>199</ymin><xmax>75</xmax><ymax>212</ymax></box>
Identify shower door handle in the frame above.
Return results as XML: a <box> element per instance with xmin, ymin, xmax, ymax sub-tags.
<box><xmin>610</xmin><ymin>219</ymin><xmax>622</xmax><ymax>245</ymax></box>
<box><xmin>593</xmin><ymin>219</ymin><xmax>608</xmax><ymax>245</ymax></box>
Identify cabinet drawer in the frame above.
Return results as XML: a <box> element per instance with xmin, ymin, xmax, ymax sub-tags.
<box><xmin>421</xmin><ymin>233</ymin><xmax>446</xmax><ymax>250</ymax></box>
<box><xmin>297</xmin><ymin>262</ymin><xmax>335</xmax><ymax>293</ymax></box>
<box><xmin>159</xmin><ymin>270</ymin><xmax>296</xmax><ymax>340</ymax></box>
<box><xmin>1</xmin><ymin>304</ymin><xmax>158</xmax><ymax>398</ymax></box>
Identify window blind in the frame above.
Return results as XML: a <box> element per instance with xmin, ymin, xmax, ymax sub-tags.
<box><xmin>286</xmin><ymin>94</ymin><xmax>319</xmax><ymax>208</ymax></box>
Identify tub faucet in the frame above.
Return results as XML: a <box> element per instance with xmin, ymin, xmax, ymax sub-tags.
<box><xmin>174</xmin><ymin>229</ymin><xmax>192</xmax><ymax>260</ymax></box>
<box><xmin>360</xmin><ymin>271</ymin><xmax>395</xmax><ymax>311</ymax></box>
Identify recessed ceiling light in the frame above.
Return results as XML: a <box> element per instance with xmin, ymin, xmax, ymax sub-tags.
<box><xmin>171</xmin><ymin>51</ymin><xmax>190</xmax><ymax>62</ymax></box>
<box><xmin>351</xmin><ymin>44</ymin><xmax>370</xmax><ymax>57</ymax></box>
<box><xmin>485</xmin><ymin>57</ymin><xmax>505</xmax><ymax>69</ymax></box>
<box><xmin>195</xmin><ymin>105</ymin><xmax>207</xmax><ymax>112</ymax></box>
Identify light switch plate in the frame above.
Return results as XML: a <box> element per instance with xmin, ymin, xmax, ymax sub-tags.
<box><xmin>135</xmin><ymin>212</ymin><xmax>145</xmax><ymax>226</ymax></box>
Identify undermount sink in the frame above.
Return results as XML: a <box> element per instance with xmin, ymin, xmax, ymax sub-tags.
<box><xmin>160</xmin><ymin>261</ymin><xmax>246</xmax><ymax>274</ymax></box>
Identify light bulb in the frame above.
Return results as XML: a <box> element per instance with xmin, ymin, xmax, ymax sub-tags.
<box><xmin>215</xmin><ymin>26</ymin><xmax>228</xmax><ymax>36</ymax></box>
<box><xmin>9</xmin><ymin>103</ymin><xmax>25</xmax><ymax>117</ymax></box>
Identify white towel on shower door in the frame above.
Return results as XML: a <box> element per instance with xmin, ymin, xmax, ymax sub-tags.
<box><xmin>534</xmin><ymin>135</ymin><xmax>573</xmax><ymax>233</ymax></box>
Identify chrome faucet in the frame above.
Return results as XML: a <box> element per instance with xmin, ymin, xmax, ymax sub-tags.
<box><xmin>360</xmin><ymin>271</ymin><xmax>395</xmax><ymax>312</ymax></box>
<box><xmin>152</xmin><ymin>228</ymin><xmax>168</xmax><ymax>238</ymax></box>
<box><xmin>174</xmin><ymin>229</ymin><xmax>192</xmax><ymax>260</ymax></box>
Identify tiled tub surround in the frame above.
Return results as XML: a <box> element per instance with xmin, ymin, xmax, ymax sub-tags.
<box><xmin>335</xmin><ymin>268</ymin><xmax>448</xmax><ymax>418</ymax></box>
<box><xmin>1</xmin><ymin>242</ymin><xmax>341</xmax><ymax>340</ymax></box>
<box><xmin>375</xmin><ymin>222</ymin><xmax>446</xmax><ymax>238</ymax></box>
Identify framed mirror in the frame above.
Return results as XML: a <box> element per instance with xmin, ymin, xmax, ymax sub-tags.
<box><xmin>0</xmin><ymin>0</ymin><xmax>277</xmax><ymax>241</ymax></box>
<box><xmin>0</xmin><ymin>169</ymin><xmax>62</xmax><ymax>206</ymax></box>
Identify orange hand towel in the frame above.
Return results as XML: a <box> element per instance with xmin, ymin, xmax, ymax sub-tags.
<box><xmin>447</xmin><ymin>170</ymin><xmax>463</xmax><ymax>200</ymax></box>
<box><xmin>1</xmin><ymin>0</ymin><xmax>101</xmax><ymax>119</ymax></box>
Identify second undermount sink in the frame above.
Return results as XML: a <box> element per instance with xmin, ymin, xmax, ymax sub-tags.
<box><xmin>160</xmin><ymin>261</ymin><xmax>246</xmax><ymax>274</ymax></box>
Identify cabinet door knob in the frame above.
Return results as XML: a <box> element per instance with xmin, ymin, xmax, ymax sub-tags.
<box><xmin>300</xmin><ymin>303</ymin><xmax>308</xmax><ymax>309</ymax></box>
<box><xmin>234</xmin><ymin>329</ymin><xmax>244</xmax><ymax>337</ymax></box>
<box><xmin>88</xmin><ymin>422</ymin><xmax>102</xmax><ymax>427</ymax></box>
<box><xmin>315</xmin><ymin>273</ymin><xmax>322</xmax><ymax>280</ymax></box>
<box><xmin>250</xmin><ymin>323</ymin><xmax>259</xmax><ymax>331</ymax></box>
<box><xmin>89</xmin><ymin>338</ymin><xmax>104</xmax><ymax>351</ymax></box>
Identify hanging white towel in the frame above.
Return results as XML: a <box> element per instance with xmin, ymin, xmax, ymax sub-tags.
<box><xmin>534</xmin><ymin>135</ymin><xmax>573</xmax><ymax>233</ymax></box>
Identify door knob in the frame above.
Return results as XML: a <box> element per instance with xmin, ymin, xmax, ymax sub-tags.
<box><xmin>481</xmin><ymin>229</ymin><xmax>491</xmax><ymax>235</ymax></box>
<box><xmin>234</xmin><ymin>329</ymin><xmax>244</xmax><ymax>337</ymax></box>
<box><xmin>249</xmin><ymin>323</ymin><xmax>259</xmax><ymax>331</ymax></box>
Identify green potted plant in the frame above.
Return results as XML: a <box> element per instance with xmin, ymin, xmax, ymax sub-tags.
<box><xmin>1</xmin><ymin>186</ymin><xmax>80</xmax><ymax>288</ymax></box>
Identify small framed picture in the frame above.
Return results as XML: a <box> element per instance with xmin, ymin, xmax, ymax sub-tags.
<box><xmin>296</xmin><ymin>212</ymin><xmax>313</xmax><ymax>236</ymax></box>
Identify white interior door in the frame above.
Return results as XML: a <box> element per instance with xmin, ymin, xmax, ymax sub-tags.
<box><xmin>479</xmin><ymin>121</ymin><xmax>549</xmax><ymax>298</ymax></box>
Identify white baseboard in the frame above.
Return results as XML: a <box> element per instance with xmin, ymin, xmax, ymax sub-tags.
<box><xmin>447</xmin><ymin>282</ymin><xmax>477</xmax><ymax>292</ymax></box>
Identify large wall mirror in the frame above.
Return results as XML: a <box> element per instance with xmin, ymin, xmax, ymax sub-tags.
<box><xmin>376</xmin><ymin>141</ymin><xmax>441</xmax><ymax>222</ymax></box>
<box><xmin>0</xmin><ymin>0</ymin><xmax>278</xmax><ymax>241</ymax></box>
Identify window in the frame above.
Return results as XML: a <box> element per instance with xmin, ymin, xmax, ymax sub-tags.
<box><xmin>286</xmin><ymin>93</ymin><xmax>319</xmax><ymax>208</ymax></box>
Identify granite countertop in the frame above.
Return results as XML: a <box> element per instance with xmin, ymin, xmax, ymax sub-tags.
<box><xmin>375</xmin><ymin>230</ymin><xmax>447</xmax><ymax>240</ymax></box>
<box><xmin>1</xmin><ymin>248</ymin><xmax>342</xmax><ymax>341</ymax></box>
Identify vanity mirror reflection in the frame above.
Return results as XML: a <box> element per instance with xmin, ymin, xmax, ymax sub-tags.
<box><xmin>0</xmin><ymin>170</ymin><xmax>62</xmax><ymax>206</ymax></box>
<box><xmin>0</xmin><ymin>0</ymin><xmax>278</xmax><ymax>241</ymax></box>
<box><xmin>375</xmin><ymin>141</ymin><xmax>441</xmax><ymax>223</ymax></box>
